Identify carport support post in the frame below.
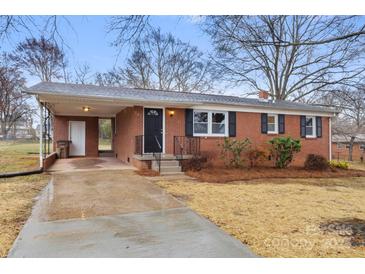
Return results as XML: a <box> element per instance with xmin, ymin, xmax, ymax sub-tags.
<box><xmin>39</xmin><ymin>101</ymin><xmax>44</xmax><ymax>169</ymax></box>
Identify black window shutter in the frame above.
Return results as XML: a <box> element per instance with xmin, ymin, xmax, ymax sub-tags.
<box><xmin>278</xmin><ymin>114</ymin><xmax>285</xmax><ymax>134</ymax></box>
<box><xmin>185</xmin><ymin>109</ymin><xmax>193</xmax><ymax>137</ymax></box>
<box><xmin>316</xmin><ymin>116</ymin><xmax>322</xmax><ymax>138</ymax></box>
<box><xmin>300</xmin><ymin>116</ymin><xmax>306</xmax><ymax>138</ymax></box>
<box><xmin>228</xmin><ymin>111</ymin><xmax>236</xmax><ymax>137</ymax></box>
<box><xmin>261</xmin><ymin>113</ymin><xmax>268</xmax><ymax>134</ymax></box>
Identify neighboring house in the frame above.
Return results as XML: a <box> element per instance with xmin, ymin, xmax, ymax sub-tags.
<box><xmin>0</xmin><ymin>118</ymin><xmax>36</xmax><ymax>140</ymax></box>
<box><xmin>332</xmin><ymin>134</ymin><xmax>365</xmax><ymax>161</ymax></box>
<box><xmin>26</xmin><ymin>82</ymin><xmax>337</xmax><ymax>171</ymax></box>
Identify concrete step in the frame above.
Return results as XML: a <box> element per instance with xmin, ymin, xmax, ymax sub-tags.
<box><xmin>152</xmin><ymin>165</ymin><xmax>182</xmax><ymax>173</ymax></box>
<box><xmin>159</xmin><ymin>171</ymin><xmax>185</xmax><ymax>176</ymax></box>
<box><xmin>159</xmin><ymin>160</ymin><xmax>180</xmax><ymax>166</ymax></box>
<box><xmin>152</xmin><ymin>160</ymin><xmax>180</xmax><ymax>169</ymax></box>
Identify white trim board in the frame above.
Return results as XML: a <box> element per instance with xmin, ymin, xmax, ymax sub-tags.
<box><xmin>192</xmin><ymin>105</ymin><xmax>336</xmax><ymax>117</ymax></box>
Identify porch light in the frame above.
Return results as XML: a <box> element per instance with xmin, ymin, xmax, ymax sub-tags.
<box><xmin>169</xmin><ymin>110</ymin><xmax>175</xmax><ymax>117</ymax></box>
<box><xmin>82</xmin><ymin>106</ymin><xmax>91</xmax><ymax>112</ymax></box>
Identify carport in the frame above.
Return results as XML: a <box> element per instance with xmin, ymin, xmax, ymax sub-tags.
<box><xmin>33</xmin><ymin>87</ymin><xmax>132</xmax><ymax>169</ymax></box>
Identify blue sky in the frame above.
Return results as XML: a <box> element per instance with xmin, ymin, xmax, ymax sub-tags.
<box><xmin>2</xmin><ymin>16</ymin><xmax>213</xmax><ymax>86</ymax></box>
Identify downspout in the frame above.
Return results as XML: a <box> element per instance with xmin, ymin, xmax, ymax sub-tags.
<box><xmin>38</xmin><ymin>99</ymin><xmax>44</xmax><ymax>169</ymax></box>
<box><xmin>329</xmin><ymin>116</ymin><xmax>332</xmax><ymax>161</ymax></box>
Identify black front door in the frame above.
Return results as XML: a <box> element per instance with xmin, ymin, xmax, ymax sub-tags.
<box><xmin>144</xmin><ymin>108</ymin><xmax>163</xmax><ymax>153</ymax></box>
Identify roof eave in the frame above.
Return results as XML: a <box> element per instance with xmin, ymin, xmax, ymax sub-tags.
<box><xmin>26</xmin><ymin>89</ymin><xmax>338</xmax><ymax>116</ymax></box>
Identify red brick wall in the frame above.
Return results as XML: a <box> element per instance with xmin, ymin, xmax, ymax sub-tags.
<box><xmin>332</xmin><ymin>143</ymin><xmax>365</xmax><ymax>161</ymax></box>
<box><xmin>53</xmin><ymin>115</ymin><xmax>99</xmax><ymax>157</ymax></box>
<box><xmin>165</xmin><ymin>108</ymin><xmax>185</xmax><ymax>154</ymax></box>
<box><xmin>114</xmin><ymin>106</ymin><xmax>143</xmax><ymax>163</ymax></box>
<box><xmin>43</xmin><ymin>152</ymin><xmax>57</xmax><ymax>170</ymax></box>
<box><xmin>164</xmin><ymin>111</ymin><xmax>330</xmax><ymax>167</ymax></box>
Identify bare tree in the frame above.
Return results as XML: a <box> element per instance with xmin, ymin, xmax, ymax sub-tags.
<box><xmin>0</xmin><ymin>53</ymin><xmax>31</xmax><ymax>140</ymax></box>
<box><xmin>74</xmin><ymin>63</ymin><xmax>94</xmax><ymax>84</ymax></box>
<box><xmin>11</xmin><ymin>36</ymin><xmax>66</xmax><ymax>82</ymax></box>
<box><xmin>107</xmin><ymin>16</ymin><xmax>151</xmax><ymax>48</ymax></box>
<box><xmin>203</xmin><ymin>16</ymin><xmax>365</xmax><ymax>101</ymax></box>
<box><xmin>0</xmin><ymin>16</ymin><xmax>73</xmax><ymax>48</ymax></box>
<box><xmin>95</xmin><ymin>69</ymin><xmax>125</xmax><ymax>87</ymax></box>
<box><xmin>331</xmin><ymin>86</ymin><xmax>365</xmax><ymax>161</ymax></box>
<box><xmin>103</xmin><ymin>28</ymin><xmax>213</xmax><ymax>92</ymax></box>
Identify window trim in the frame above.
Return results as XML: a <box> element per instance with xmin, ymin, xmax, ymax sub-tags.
<box><xmin>267</xmin><ymin>114</ymin><xmax>278</xmax><ymax>134</ymax></box>
<box><xmin>193</xmin><ymin>110</ymin><xmax>228</xmax><ymax>137</ymax></box>
<box><xmin>305</xmin><ymin>116</ymin><xmax>316</xmax><ymax>138</ymax></box>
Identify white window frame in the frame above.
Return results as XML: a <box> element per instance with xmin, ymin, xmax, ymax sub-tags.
<box><xmin>193</xmin><ymin>110</ymin><xmax>228</xmax><ymax>137</ymax></box>
<box><xmin>267</xmin><ymin>114</ymin><xmax>278</xmax><ymax>134</ymax></box>
<box><xmin>305</xmin><ymin>116</ymin><xmax>316</xmax><ymax>138</ymax></box>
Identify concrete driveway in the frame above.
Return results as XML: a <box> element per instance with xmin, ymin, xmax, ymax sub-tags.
<box><xmin>8</xmin><ymin>162</ymin><xmax>255</xmax><ymax>257</ymax></box>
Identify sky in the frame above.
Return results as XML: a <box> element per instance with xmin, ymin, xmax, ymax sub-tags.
<box><xmin>1</xmin><ymin>16</ymin><xmax>215</xmax><ymax>87</ymax></box>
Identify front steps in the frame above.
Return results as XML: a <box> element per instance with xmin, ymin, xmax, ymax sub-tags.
<box><xmin>151</xmin><ymin>159</ymin><xmax>183</xmax><ymax>175</ymax></box>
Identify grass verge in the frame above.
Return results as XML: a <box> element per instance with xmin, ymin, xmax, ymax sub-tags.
<box><xmin>157</xmin><ymin>177</ymin><xmax>365</xmax><ymax>257</ymax></box>
<box><xmin>0</xmin><ymin>174</ymin><xmax>49</xmax><ymax>257</ymax></box>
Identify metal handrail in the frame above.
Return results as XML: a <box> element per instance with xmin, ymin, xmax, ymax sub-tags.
<box><xmin>152</xmin><ymin>135</ymin><xmax>162</xmax><ymax>173</ymax></box>
<box><xmin>173</xmin><ymin>136</ymin><xmax>201</xmax><ymax>166</ymax></box>
<box><xmin>154</xmin><ymin>135</ymin><xmax>162</xmax><ymax>150</ymax></box>
<box><xmin>135</xmin><ymin>134</ymin><xmax>162</xmax><ymax>173</ymax></box>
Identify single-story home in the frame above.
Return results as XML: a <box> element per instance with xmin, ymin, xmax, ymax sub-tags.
<box><xmin>26</xmin><ymin>82</ymin><xmax>337</xmax><ymax>173</ymax></box>
<box><xmin>332</xmin><ymin>134</ymin><xmax>365</xmax><ymax>161</ymax></box>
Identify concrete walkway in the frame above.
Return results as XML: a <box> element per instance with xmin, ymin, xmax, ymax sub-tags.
<box><xmin>8</xmin><ymin>166</ymin><xmax>255</xmax><ymax>257</ymax></box>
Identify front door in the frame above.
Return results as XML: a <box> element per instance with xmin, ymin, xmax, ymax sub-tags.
<box><xmin>69</xmin><ymin>121</ymin><xmax>86</xmax><ymax>156</ymax></box>
<box><xmin>144</xmin><ymin>108</ymin><xmax>163</xmax><ymax>153</ymax></box>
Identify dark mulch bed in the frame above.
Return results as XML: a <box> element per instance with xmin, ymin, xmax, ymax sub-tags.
<box><xmin>186</xmin><ymin>167</ymin><xmax>365</xmax><ymax>183</ymax></box>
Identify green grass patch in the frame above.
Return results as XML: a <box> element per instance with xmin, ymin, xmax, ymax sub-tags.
<box><xmin>0</xmin><ymin>141</ymin><xmax>40</xmax><ymax>173</ymax></box>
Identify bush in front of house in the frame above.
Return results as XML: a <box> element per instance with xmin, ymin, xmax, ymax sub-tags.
<box><xmin>218</xmin><ymin>137</ymin><xmax>251</xmax><ymax>168</ymax></box>
<box><xmin>247</xmin><ymin>148</ymin><xmax>266</xmax><ymax>168</ymax></box>
<box><xmin>329</xmin><ymin>160</ymin><xmax>349</xmax><ymax>170</ymax></box>
<box><xmin>304</xmin><ymin>154</ymin><xmax>329</xmax><ymax>170</ymax></box>
<box><xmin>269</xmin><ymin>137</ymin><xmax>301</xmax><ymax>168</ymax></box>
<box><xmin>181</xmin><ymin>155</ymin><xmax>207</xmax><ymax>171</ymax></box>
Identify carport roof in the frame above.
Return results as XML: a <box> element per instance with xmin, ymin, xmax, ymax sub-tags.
<box><xmin>26</xmin><ymin>81</ymin><xmax>337</xmax><ymax>114</ymax></box>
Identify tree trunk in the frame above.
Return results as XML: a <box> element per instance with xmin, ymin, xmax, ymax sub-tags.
<box><xmin>1</xmin><ymin>122</ymin><xmax>8</xmax><ymax>140</ymax></box>
<box><xmin>348</xmin><ymin>136</ymin><xmax>355</xmax><ymax>161</ymax></box>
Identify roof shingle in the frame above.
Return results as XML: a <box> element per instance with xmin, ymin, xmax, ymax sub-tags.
<box><xmin>26</xmin><ymin>82</ymin><xmax>337</xmax><ymax>114</ymax></box>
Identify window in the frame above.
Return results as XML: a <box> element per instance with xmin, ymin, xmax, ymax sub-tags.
<box><xmin>267</xmin><ymin>114</ymin><xmax>278</xmax><ymax>134</ymax></box>
<box><xmin>193</xmin><ymin>110</ymin><xmax>227</xmax><ymax>136</ymax></box>
<box><xmin>337</xmin><ymin>143</ymin><xmax>344</xmax><ymax>149</ymax></box>
<box><xmin>305</xmin><ymin>116</ymin><xmax>316</xmax><ymax>138</ymax></box>
<box><xmin>360</xmin><ymin>144</ymin><xmax>365</xmax><ymax>150</ymax></box>
<box><xmin>212</xmin><ymin>112</ymin><xmax>226</xmax><ymax>134</ymax></box>
<box><xmin>193</xmin><ymin>111</ymin><xmax>208</xmax><ymax>134</ymax></box>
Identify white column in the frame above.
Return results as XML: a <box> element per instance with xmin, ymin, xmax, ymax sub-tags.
<box><xmin>39</xmin><ymin>101</ymin><xmax>44</xmax><ymax>168</ymax></box>
<box><xmin>329</xmin><ymin>117</ymin><xmax>332</xmax><ymax>161</ymax></box>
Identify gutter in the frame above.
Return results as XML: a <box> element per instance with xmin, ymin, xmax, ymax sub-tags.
<box><xmin>0</xmin><ymin>168</ymin><xmax>43</xmax><ymax>179</ymax></box>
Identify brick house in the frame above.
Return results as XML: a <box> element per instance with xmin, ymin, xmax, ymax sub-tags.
<box><xmin>332</xmin><ymin>134</ymin><xmax>365</xmax><ymax>161</ymax></box>
<box><xmin>26</xmin><ymin>82</ymin><xmax>337</xmax><ymax>173</ymax></box>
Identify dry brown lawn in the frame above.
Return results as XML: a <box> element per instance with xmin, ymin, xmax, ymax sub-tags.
<box><xmin>0</xmin><ymin>174</ymin><xmax>49</xmax><ymax>257</ymax></box>
<box><xmin>157</xmin><ymin>177</ymin><xmax>365</xmax><ymax>257</ymax></box>
<box><xmin>350</xmin><ymin>162</ymin><xmax>365</xmax><ymax>171</ymax></box>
